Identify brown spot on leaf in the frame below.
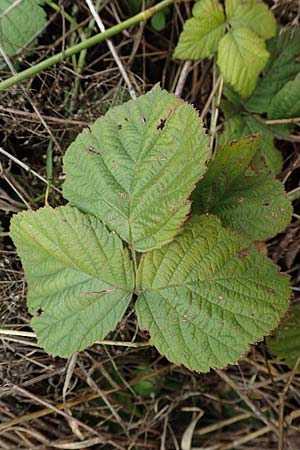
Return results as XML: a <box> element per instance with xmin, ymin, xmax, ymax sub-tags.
<box><xmin>157</xmin><ymin>118</ymin><xmax>167</xmax><ymax>130</ymax></box>
<box><xmin>238</xmin><ymin>248</ymin><xmax>250</xmax><ymax>259</ymax></box>
<box><xmin>35</xmin><ymin>307</ymin><xmax>44</xmax><ymax>317</ymax></box>
<box><xmin>86</xmin><ymin>146</ymin><xmax>97</xmax><ymax>154</ymax></box>
<box><xmin>254</xmin><ymin>240</ymin><xmax>268</xmax><ymax>255</ymax></box>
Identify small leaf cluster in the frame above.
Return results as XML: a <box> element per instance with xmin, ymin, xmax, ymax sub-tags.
<box><xmin>174</xmin><ymin>0</ymin><xmax>277</xmax><ymax>98</ymax></box>
<box><xmin>10</xmin><ymin>86</ymin><xmax>292</xmax><ymax>372</ymax></box>
<box><xmin>221</xmin><ymin>28</ymin><xmax>300</xmax><ymax>175</ymax></box>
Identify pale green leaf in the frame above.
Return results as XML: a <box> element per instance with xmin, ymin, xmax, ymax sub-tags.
<box><xmin>192</xmin><ymin>137</ymin><xmax>293</xmax><ymax>240</ymax></box>
<box><xmin>0</xmin><ymin>0</ymin><xmax>46</xmax><ymax>57</ymax></box>
<box><xmin>63</xmin><ymin>85</ymin><xmax>209</xmax><ymax>252</ymax></box>
<box><xmin>136</xmin><ymin>215</ymin><xmax>290</xmax><ymax>372</ymax></box>
<box><xmin>267</xmin><ymin>79</ymin><xmax>300</xmax><ymax>119</ymax></box>
<box><xmin>173</xmin><ymin>0</ymin><xmax>226</xmax><ymax>60</ymax></box>
<box><xmin>10</xmin><ymin>206</ymin><xmax>134</xmax><ymax>357</ymax></box>
<box><xmin>220</xmin><ymin>110</ymin><xmax>285</xmax><ymax>174</ymax></box>
<box><xmin>267</xmin><ymin>303</ymin><xmax>300</xmax><ymax>370</ymax></box>
<box><xmin>245</xmin><ymin>28</ymin><xmax>300</xmax><ymax>113</ymax></box>
<box><xmin>217</xmin><ymin>28</ymin><xmax>269</xmax><ymax>98</ymax></box>
<box><xmin>225</xmin><ymin>0</ymin><xmax>276</xmax><ymax>40</ymax></box>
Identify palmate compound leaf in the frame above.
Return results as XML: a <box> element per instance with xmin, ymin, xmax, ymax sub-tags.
<box><xmin>267</xmin><ymin>303</ymin><xmax>300</xmax><ymax>370</ymax></box>
<box><xmin>225</xmin><ymin>0</ymin><xmax>276</xmax><ymax>40</ymax></box>
<box><xmin>192</xmin><ymin>137</ymin><xmax>292</xmax><ymax>240</ymax></box>
<box><xmin>217</xmin><ymin>28</ymin><xmax>269</xmax><ymax>99</ymax></box>
<box><xmin>63</xmin><ymin>85</ymin><xmax>209</xmax><ymax>252</ymax></box>
<box><xmin>173</xmin><ymin>0</ymin><xmax>226</xmax><ymax>60</ymax></box>
<box><xmin>10</xmin><ymin>206</ymin><xmax>134</xmax><ymax>357</ymax></box>
<box><xmin>0</xmin><ymin>0</ymin><xmax>46</xmax><ymax>57</ymax></box>
<box><xmin>136</xmin><ymin>214</ymin><xmax>290</xmax><ymax>372</ymax></box>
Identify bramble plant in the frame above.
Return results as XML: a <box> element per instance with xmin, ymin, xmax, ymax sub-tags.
<box><xmin>10</xmin><ymin>86</ymin><xmax>293</xmax><ymax>372</ymax></box>
<box><xmin>174</xmin><ymin>0</ymin><xmax>276</xmax><ymax>98</ymax></box>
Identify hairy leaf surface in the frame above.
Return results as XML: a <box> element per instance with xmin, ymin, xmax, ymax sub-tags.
<box><xmin>173</xmin><ymin>0</ymin><xmax>226</xmax><ymax>60</ymax></box>
<box><xmin>268</xmin><ymin>79</ymin><xmax>300</xmax><ymax>120</ymax></box>
<box><xmin>136</xmin><ymin>215</ymin><xmax>290</xmax><ymax>372</ymax></box>
<box><xmin>217</xmin><ymin>28</ymin><xmax>269</xmax><ymax>98</ymax></box>
<box><xmin>192</xmin><ymin>138</ymin><xmax>292</xmax><ymax>240</ymax></box>
<box><xmin>268</xmin><ymin>303</ymin><xmax>300</xmax><ymax>370</ymax></box>
<box><xmin>63</xmin><ymin>85</ymin><xmax>209</xmax><ymax>252</ymax></box>
<box><xmin>225</xmin><ymin>0</ymin><xmax>276</xmax><ymax>40</ymax></box>
<box><xmin>10</xmin><ymin>206</ymin><xmax>134</xmax><ymax>357</ymax></box>
<box><xmin>245</xmin><ymin>29</ymin><xmax>300</xmax><ymax>113</ymax></box>
<box><xmin>0</xmin><ymin>0</ymin><xmax>46</xmax><ymax>57</ymax></box>
<box><xmin>220</xmin><ymin>110</ymin><xmax>285</xmax><ymax>174</ymax></box>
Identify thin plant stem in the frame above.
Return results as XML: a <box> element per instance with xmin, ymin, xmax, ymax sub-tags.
<box><xmin>0</xmin><ymin>329</ymin><xmax>151</xmax><ymax>348</ymax></box>
<box><xmin>0</xmin><ymin>0</ymin><xmax>176</xmax><ymax>91</ymax></box>
<box><xmin>45</xmin><ymin>0</ymin><xmax>77</xmax><ymax>27</ymax></box>
<box><xmin>264</xmin><ymin>117</ymin><xmax>300</xmax><ymax>125</ymax></box>
<box><xmin>174</xmin><ymin>60</ymin><xmax>192</xmax><ymax>97</ymax></box>
<box><xmin>45</xmin><ymin>141</ymin><xmax>53</xmax><ymax>205</ymax></box>
<box><xmin>85</xmin><ymin>0</ymin><xmax>137</xmax><ymax>99</ymax></box>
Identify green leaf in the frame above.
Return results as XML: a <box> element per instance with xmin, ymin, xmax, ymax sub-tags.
<box><xmin>225</xmin><ymin>0</ymin><xmax>276</xmax><ymax>40</ymax></box>
<box><xmin>173</xmin><ymin>0</ymin><xmax>226</xmax><ymax>60</ymax></box>
<box><xmin>151</xmin><ymin>11</ymin><xmax>166</xmax><ymax>32</ymax></box>
<box><xmin>10</xmin><ymin>206</ymin><xmax>134</xmax><ymax>357</ymax></box>
<box><xmin>220</xmin><ymin>111</ymin><xmax>285</xmax><ymax>174</ymax></box>
<box><xmin>0</xmin><ymin>0</ymin><xmax>46</xmax><ymax>57</ymax></box>
<box><xmin>245</xmin><ymin>28</ymin><xmax>300</xmax><ymax>113</ymax></box>
<box><xmin>267</xmin><ymin>79</ymin><xmax>300</xmax><ymax>120</ymax></box>
<box><xmin>217</xmin><ymin>28</ymin><xmax>269</xmax><ymax>98</ymax></box>
<box><xmin>267</xmin><ymin>303</ymin><xmax>300</xmax><ymax>370</ymax></box>
<box><xmin>132</xmin><ymin>364</ymin><xmax>164</xmax><ymax>397</ymax></box>
<box><xmin>192</xmin><ymin>137</ymin><xmax>293</xmax><ymax>240</ymax></box>
<box><xmin>63</xmin><ymin>85</ymin><xmax>209</xmax><ymax>252</ymax></box>
<box><xmin>136</xmin><ymin>215</ymin><xmax>290</xmax><ymax>372</ymax></box>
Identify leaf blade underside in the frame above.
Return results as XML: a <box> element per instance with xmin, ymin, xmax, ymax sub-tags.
<box><xmin>63</xmin><ymin>85</ymin><xmax>209</xmax><ymax>252</ymax></box>
<box><xmin>10</xmin><ymin>206</ymin><xmax>134</xmax><ymax>357</ymax></box>
<box><xmin>136</xmin><ymin>215</ymin><xmax>290</xmax><ymax>372</ymax></box>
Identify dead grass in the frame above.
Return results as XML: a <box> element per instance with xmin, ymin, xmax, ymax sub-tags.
<box><xmin>0</xmin><ymin>1</ymin><xmax>299</xmax><ymax>449</ymax></box>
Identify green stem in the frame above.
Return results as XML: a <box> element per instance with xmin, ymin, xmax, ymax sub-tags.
<box><xmin>0</xmin><ymin>0</ymin><xmax>176</xmax><ymax>91</ymax></box>
<box><xmin>45</xmin><ymin>140</ymin><xmax>53</xmax><ymax>205</ymax></box>
<box><xmin>45</xmin><ymin>0</ymin><xmax>78</xmax><ymax>27</ymax></box>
